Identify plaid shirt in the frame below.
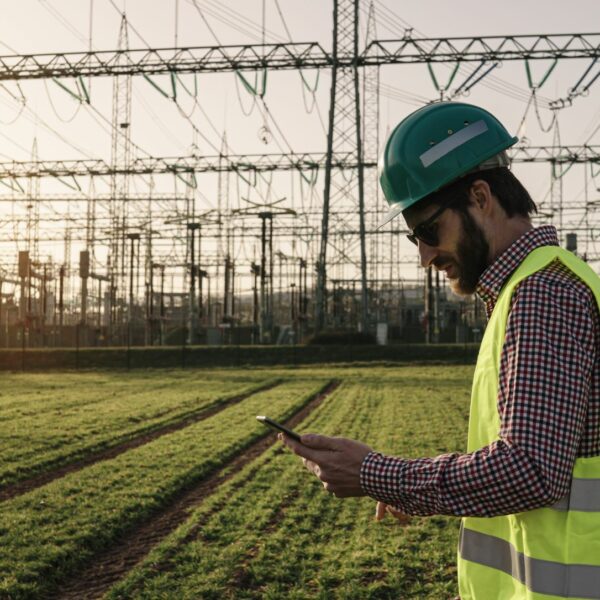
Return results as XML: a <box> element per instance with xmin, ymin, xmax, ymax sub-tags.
<box><xmin>360</xmin><ymin>225</ymin><xmax>600</xmax><ymax>517</ymax></box>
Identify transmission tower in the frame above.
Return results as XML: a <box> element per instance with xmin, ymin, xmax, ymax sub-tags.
<box><xmin>216</xmin><ymin>132</ymin><xmax>229</xmax><ymax>328</ymax></box>
<box><xmin>363</xmin><ymin>1</ymin><xmax>380</xmax><ymax>310</ymax></box>
<box><xmin>110</xmin><ymin>13</ymin><xmax>133</xmax><ymax>336</ymax></box>
<box><xmin>315</xmin><ymin>0</ymin><xmax>368</xmax><ymax>333</ymax></box>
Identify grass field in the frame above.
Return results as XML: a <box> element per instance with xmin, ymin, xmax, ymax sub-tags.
<box><xmin>0</xmin><ymin>365</ymin><xmax>473</xmax><ymax>599</ymax></box>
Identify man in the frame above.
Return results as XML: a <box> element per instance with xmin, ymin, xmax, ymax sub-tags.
<box><xmin>281</xmin><ymin>102</ymin><xmax>600</xmax><ymax>599</ymax></box>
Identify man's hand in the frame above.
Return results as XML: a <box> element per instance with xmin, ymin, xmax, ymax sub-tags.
<box><xmin>375</xmin><ymin>501</ymin><xmax>411</xmax><ymax>524</ymax></box>
<box><xmin>279</xmin><ymin>433</ymin><xmax>372</xmax><ymax>497</ymax></box>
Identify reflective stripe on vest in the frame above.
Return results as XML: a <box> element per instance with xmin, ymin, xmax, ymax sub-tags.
<box><xmin>460</xmin><ymin>526</ymin><xmax>600</xmax><ymax>599</ymax></box>
<box><xmin>457</xmin><ymin>246</ymin><xmax>600</xmax><ymax>600</ymax></box>
<box><xmin>552</xmin><ymin>478</ymin><xmax>600</xmax><ymax>512</ymax></box>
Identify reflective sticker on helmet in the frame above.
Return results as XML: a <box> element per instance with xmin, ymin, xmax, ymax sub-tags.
<box><xmin>419</xmin><ymin>119</ymin><xmax>489</xmax><ymax>168</ymax></box>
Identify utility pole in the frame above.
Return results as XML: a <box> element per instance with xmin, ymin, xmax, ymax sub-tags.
<box><xmin>206</xmin><ymin>272</ymin><xmax>212</xmax><ymax>327</ymax></box>
<box><xmin>258</xmin><ymin>212</ymin><xmax>273</xmax><ymax>343</ymax></box>
<box><xmin>149</xmin><ymin>262</ymin><xmax>163</xmax><ymax>345</ymax></box>
<box><xmin>187</xmin><ymin>222</ymin><xmax>199</xmax><ymax>343</ymax></box>
<box><xmin>251</xmin><ymin>262</ymin><xmax>260</xmax><ymax>343</ymax></box>
<box><xmin>198</xmin><ymin>268</ymin><xmax>207</xmax><ymax>324</ymax></box>
<box><xmin>230</xmin><ymin>259</ymin><xmax>236</xmax><ymax>321</ymax></box>
<box><xmin>126</xmin><ymin>233</ymin><xmax>140</xmax><ymax>350</ymax></box>
<box><xmin>223</xmin><ymin>254</ymin><xmax>231</xmax><ymax>320</ymax></box>
<box><xmin>159</xmin><ymin>263</ymin><xmax>165</xmax><ymax>345</ymax></box>
<box><xmin>80</xmin><ymin>250</ymin><xmax>89</xmax><ymax>347</ymax></box>
<box><xmin>58</xmin><ymin>264</ymin><xmax>65</xmax><ymax>342</ymax></box>
<box><xmin>148</xmin><ymin>262</ymin><xmax>155</xmax><ymax>345</ymax></box>
<box><xmin>290</xmin><ymin>282</ymin><xmax>296</xmax><ymax>323</ymax></box>
<box><xmin>146</xmin><ymin>268</ymin><xmax>152</xmax><ymax>346</ymax></box>
<box><xmin>143</xmin><ymin>197</ymin><xmax>154</xmax><ymax>346</ymax></box>
<box><xmin>425</xmin><ymin>267</ymin><xmax>435</xmax><ymax>344</ymax></box>
<box><xmin>18</xmin><ymin>251</ymin><xmax>29</xmax><ymax>347</ymax></box>
<box><xmin>196</xmin><ymin>225</ymin><xmax>203</xmax><ymax>326</ymax></box>
<box><xmin>41</xmin><ymin>263</ymin><xmax>48</xmax><ymax>346</ymax></box>
<box><xmin>300</xmin><ymin>258</ymin><xmax>308</xmax><ymax>323</ymax></box>
<box><xmin>550</xmin><ymin>120</ymin><xmax>565</xmax><ymax>245</ymax></box>
<box><xmin>27</xmin><ymin>138</ymin><xmax>40</xmax><ymax>264</ymax></box>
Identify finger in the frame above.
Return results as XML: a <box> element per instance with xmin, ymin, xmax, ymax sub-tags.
<box><xmin>302</xmin><ymin>458</ymin><xmax>321</xmax><ymax>477</ymax></box>
<box><xmin>394</xmin><ymin>514</ymin><xmax>411</xmax><ymax>524</ymax></box>
<box><xmin>375</xmin><ymin>501</ymin><xmax>387</xmax><ymax>521</ymax></box>
<box><xmin>282</xmin><ymin>435</ymin><xmax>329</xmax><ymax>463</ymax></box>
<box><xmin>299</xmin><ymin>434</ymin><xmax>340</xmax><ymax>451</ymax></box>
<box><xmin>281</xmin><ymin>434</ymin><xmax>307</xmax><ymax>455</ymax></box>
<box><xmin>387</xmin><ymin>506</ymin><xmax>412</xmax><ymax>524</ymax></box>
<box><xmin>323</xmin><ymin>481</ymin><xmax>335</xmax><ymax>495</ymax></box>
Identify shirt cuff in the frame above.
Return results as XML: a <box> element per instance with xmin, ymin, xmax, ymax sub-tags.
<box><xmin>360</xmin><ymin>450</ymin><xmax>405</xmax><ymax>505</ymax></box>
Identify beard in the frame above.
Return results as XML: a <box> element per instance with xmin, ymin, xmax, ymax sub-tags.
<box><xmin>435</xmin><ymin>209</ymin><xmax>490</xmax><ymax>296</ymax></box>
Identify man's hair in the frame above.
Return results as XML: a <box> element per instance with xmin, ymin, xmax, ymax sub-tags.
<box><xmin>406</xmin><ymin>167</ymin><xmax>537</xmax><ymax>219</ymax></box>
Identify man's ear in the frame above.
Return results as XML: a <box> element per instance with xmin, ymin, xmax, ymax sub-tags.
<box><xmin>469</xmin><ymin>179</ymin><xmax>494</xmax><ymax>214</ymax></box>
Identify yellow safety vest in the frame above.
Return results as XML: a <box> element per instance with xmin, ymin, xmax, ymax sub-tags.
<box><xmin>458</xmin><ymin>246</ymin><xmax>600</xmax><ymax>600</ymax></box>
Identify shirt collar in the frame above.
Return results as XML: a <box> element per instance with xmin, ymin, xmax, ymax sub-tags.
<box><xmin>476</xmin><ymin>225</ymin><xmax>559</xmax><ymax>312</ymax></box>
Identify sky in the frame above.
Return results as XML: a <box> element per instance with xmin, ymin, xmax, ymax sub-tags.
<box><xmin>0</xmin><ymin>0</ymin><xmax>599</xmax><ymax>300</ymax></box>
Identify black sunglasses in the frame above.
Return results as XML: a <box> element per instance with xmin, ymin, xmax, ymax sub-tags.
<box><xmin>407</xmin><ymin>201</ymin><xmax>455</xmax><ymax>247</ymax></box>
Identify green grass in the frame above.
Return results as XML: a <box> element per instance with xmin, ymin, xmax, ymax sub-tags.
<box><xmin>0</xmin><ymin>365</ymin><xmax>475</xmax><ymax>599</ymax></box>
<box><xmin>105</xmin><ymin>368</ymin><xmax>472</xmax><ymax>599</ymax></box>
<box><xmin>0</xmin><ymin>377</ymin><xmax>329</xmax><ymax>599</ymax></box>
<box><xmin>0</xmin><ymin>370</ymin><xmax>273</xmax><ymax>486</ymax></box>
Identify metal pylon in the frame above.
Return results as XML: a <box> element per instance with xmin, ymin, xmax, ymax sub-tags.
<box><xmin>315</xmin><ymin>0</ymin><xmax>368</xmax><ymax>332</ymax></box>
<box><xmin>110</xmin><ymin>13</ymin><xmax>132</xmax><ymax>335</ymax></box>
<box><xmin>363</xmin><ymin>0</ymin><xmax>380</xmax><ymax>314</ymax></box>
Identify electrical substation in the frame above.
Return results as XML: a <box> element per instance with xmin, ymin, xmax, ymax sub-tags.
<box><xmin>0</xmin><ymin>1</ymin><xmax>599</xmax><ymax>350</ymax></box>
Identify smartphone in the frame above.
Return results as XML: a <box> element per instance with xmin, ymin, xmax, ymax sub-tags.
<box><xmin>256</xmin><ymin>416</ymin><xmax>302</xmax><ymax>442</ymax></box>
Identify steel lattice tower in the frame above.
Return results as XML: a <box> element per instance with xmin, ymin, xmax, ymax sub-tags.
<box><xmin>110</xmin><ymin>13</ymin><xmax>133</xmax><ymax>334</ymax></box>
<box><xmin>363</xmin><ymin>1</ymin><xmax>380</xmax><ymax>303</ymax></box>
<box><xmin>315</xmin><ymin>0</ymin><xmax>368</xmax><ymax>333</ymax></box>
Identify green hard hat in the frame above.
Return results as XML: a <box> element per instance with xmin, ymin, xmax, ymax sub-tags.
<box><xmin>378</xmin><ymin>102</ymin><xmax>518</xmax><ymax>227</ymax></box>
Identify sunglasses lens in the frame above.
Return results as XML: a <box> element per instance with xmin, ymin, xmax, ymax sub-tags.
<box><xmin>408</xmin><ymin>225</ymin><xmax>438</xmax><ymax>247</ymax></box>
<box><xmin>419</xmin><ymin>226</ymin><xmax>438</xmax><ymax>247</ymax></box>
<box><xmin>408</xmin><ymin>201</ymin><xmax>450</xmax><ymax>247</ymax></box>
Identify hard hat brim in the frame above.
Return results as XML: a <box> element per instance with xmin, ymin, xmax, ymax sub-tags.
<box><xmin>377</xmin><ymin>203</ymin><xmax>405</xmax><ymax>229</ymax></box>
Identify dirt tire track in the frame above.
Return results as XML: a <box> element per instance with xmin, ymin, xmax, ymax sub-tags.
<box><xmin>53</xmin><ymin>379</ymin><xmax>340</xmax><ymax>600</ymax></box>
<box><xmin>0</xmin><ymin>380</ymin><xmax>279</xmax><ymax>502</ymax></box>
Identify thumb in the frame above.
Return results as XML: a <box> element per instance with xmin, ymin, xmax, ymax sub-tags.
<box><xmin>299</xmin><ymin>434</ymin><xmax>339</xmax><ymax>450</ymax></box>
<box><xmin>375</xmin><ymin>501</ymin><xmax>387</xmax><ymax>521</ymax></box>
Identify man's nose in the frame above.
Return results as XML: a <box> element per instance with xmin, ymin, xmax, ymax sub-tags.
<box><xmin>417</xmin><ymin>240</ymin><xmax>438</xmax><ymax>269</ymax></box>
